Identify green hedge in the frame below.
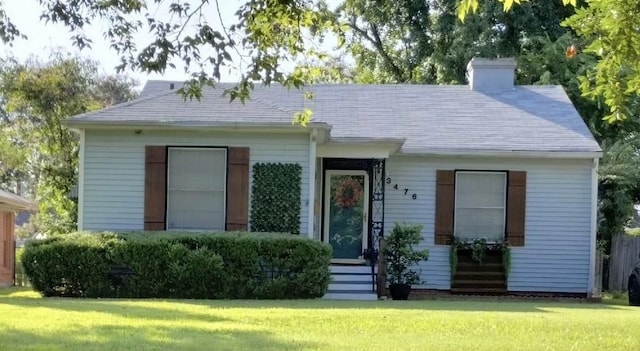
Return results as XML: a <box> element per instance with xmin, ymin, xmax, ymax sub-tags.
<box><xmin>22</xmin><ymin>231</ymin><xmax>331</xmax><ymax>299</ymax></box>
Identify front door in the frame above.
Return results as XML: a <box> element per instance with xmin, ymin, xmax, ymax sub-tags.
<box><xmin>323</xmin><ymin>170</ymin><xmax>369</xmax><ymax>264</ymax></box>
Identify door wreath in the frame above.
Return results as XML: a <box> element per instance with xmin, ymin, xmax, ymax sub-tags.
<box><xmin>332</xmin><ymin>177</ymin><xmax>363</xmax><ymax>209</ymax></box>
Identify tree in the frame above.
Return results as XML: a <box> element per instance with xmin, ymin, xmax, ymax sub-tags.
<box><xmin>597</xmin><ymin>137</ymin><xmax>640</xmax><ymax>243</ymax></box>
<box><xmin>456</xmin><ymin>0</ymin><xmax>640</xmax><ymax>125</ymax></box>
<box><xmin>0</xmin><ymin>53</ymin><xmax>138</xmax><ymax>235</ymax></box>
<box><xmin>336</xmin><ymin>0</ymin><xmax>433</xmax><ymax>83</ymax></box>
<box><xmin>0</xmin><ymin>0</ymin><xmax>633</xmax><ymax>126</ymax></box>
<box><xmin>335</xmin><ymin>0</ymin><xmax>576</xmax><ymax>85</ymax></box>
<box><xmin>563</xmin><ymin>1</ymin><xmax>640</xmax><ymax>123</ymax></box>
<box><xmin>0</xmin><ymin>0</ymin><xmax>337</xmax><ymax>114</ymax></box>
<box><xmin>514</xmin><ymin>33</ymin><xmax>640</xmax><ymax>143</ymax></box>
<box><xmin>457</xmin><ymin>0</ymin><xmax>578</xmax><ymax>20</ymax></box>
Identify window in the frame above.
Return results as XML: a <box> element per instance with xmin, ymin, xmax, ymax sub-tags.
<box><xmin>454</xmin><ymin>171</ymin><xmax>507</xmax><ymax>241</ymax></box>
<box><xmin>166</xmin><ymin>148</ymin><xmax>226</xmax><ymax>230</ymax></box>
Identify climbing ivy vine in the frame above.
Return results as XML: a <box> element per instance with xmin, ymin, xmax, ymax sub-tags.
<box><xmin>250</xmin><ymin>163</ymin><xmax>302</xmax><ymax>234</ymax></box>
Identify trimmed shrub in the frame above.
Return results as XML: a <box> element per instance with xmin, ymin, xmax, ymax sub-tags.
<box><xmin>22</xmin><ymin>231</ymin><xmax>331</xmax><ymax>299</ymax></box>
<box><xmin>21</xmin><ymin>233</ymin><xmax>119</xmax><ymax>297</ymax></box>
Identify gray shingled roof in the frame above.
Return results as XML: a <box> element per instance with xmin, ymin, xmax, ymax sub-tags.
<box><xmin>68</xmin><ymin>80</ymin><xmax>602</xmax><ymax>154</ymax></box>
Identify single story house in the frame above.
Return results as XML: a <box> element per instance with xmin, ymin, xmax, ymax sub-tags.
<box><xmin>66</xmin><ymin>58</ymin><xmax>602</xmax><ymax>299</ymax></box>
<box><xmin>0</xmin><ymin>189</ymin><xmax>36</xmax><ymax>287</ymax></box>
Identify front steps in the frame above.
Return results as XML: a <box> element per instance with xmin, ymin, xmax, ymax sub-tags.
<box><xmin>323</xmin><ymin>264</ymin><xmax>378</xmax><ymax>300</ymax></box>
<box><xmin>451</xmin><ymin>249</ymin><xmax>507</xmax><ymax>295</ymax></box>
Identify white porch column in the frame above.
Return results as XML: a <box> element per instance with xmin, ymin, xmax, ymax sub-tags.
<box><xmin>307</xmin><ymin>130</ymin><xmax>317</xmax><ymax>239</ymax></box>
<box><xmin>78</xmin><ymin>129</ymin><xmax>85</xmax><ymax>231</ymax></box>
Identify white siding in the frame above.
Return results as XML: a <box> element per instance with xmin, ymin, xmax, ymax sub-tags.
<box><xmin>82</xmin><ymin>129</ymin><xmax>310</xmax><ymax>234</ymax></box>
<box><xmin>384</xmin><ymin>156</ymin><xmax>593</xmax><ymax>293</ymax></box>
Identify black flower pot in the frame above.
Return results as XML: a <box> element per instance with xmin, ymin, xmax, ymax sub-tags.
<box><xmin>389</xmin><ymin>283</ymin><xmax>411</xmax><ymax>300</ymax></box>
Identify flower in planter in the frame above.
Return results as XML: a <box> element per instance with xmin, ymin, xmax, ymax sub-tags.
<box><xmin>450</xmin><ymin>236</ymin><xmax>511</xmax><ymax>278</ymax></box>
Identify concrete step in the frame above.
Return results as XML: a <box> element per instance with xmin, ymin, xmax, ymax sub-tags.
<box><xmin>332</xmin><ymin>274</ymin><xmax>373</xmax><ymax>282</ymax></box>
<box><xmin>322</xmin><ymin>292</ymin><xmax>378</xmax><ymax>301</ymax></box>
<box><xmin>330</xmin><ymin>265</ymin><xmax>374</xmax><ymax>274</ymax></box>
<box><xmin>328</xmin><ymin>282</ymin><xmax>374</xmax><ymax>291</ymax></box>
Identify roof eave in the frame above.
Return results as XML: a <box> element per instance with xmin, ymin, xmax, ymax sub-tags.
<box><xmin>0</xmin><ymin>193</ymin><xmax>36</xmax><ymax>211</ymax></box>
<box><xmin>398</xmin><ymin>149</ymin><xmax>603</xmax><ymax>159</ymax></box>
<box><xmin>63</xmin><ymin>120</ymin><xmax>331</xmax><ymax>133</ymax></box>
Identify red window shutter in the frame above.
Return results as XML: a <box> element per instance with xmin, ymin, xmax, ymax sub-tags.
<box><xmin>434</xmin><ymin>170</ymin><xmax>455</xmax><ymax>245</ymax></box>
<box><xmin>144</xmin><ymin>146</ymin><xmax>167</xmax><ymax>231</ymax></box>
<box><xmin>226</xmin><ymin>147</ymin><xmax>250</xmax><ymax>231</ymax></box>
<box><xmin>506</xmin><ymin>171</ymin><xmax>527</xmax><ymax>246</ymax></box>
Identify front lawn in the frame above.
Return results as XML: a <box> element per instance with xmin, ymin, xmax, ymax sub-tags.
<box><xmin>0</xmin><ymin>288</ymin><xmax>637</xmax><ymax>351</ymax></box>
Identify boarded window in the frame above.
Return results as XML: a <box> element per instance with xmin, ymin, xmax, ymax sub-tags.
<box><xmin>166</xmin><ymin>148</ymin><xmax>227</xmax><ymax>230</ymax></box>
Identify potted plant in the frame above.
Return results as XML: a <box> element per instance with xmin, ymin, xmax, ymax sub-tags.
<box><xmin>382</xmin><ymin>223</ymin><xmax>429</xmax><ymax>300</ymax></box>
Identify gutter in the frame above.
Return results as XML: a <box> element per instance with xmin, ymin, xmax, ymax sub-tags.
<box><xmin>63</xmin><ymin>120</ymin><xmax>332</xmax><ymax>133</ymax></box>
<box><xmin>396</xmin><ymin>149</ymin><xmax>603</xmax><ymax>159</ymax></box>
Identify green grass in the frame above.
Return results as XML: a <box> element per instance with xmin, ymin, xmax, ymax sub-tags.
<box><xmin>1</xmin><ymin>287</ymin><xmax>638</xmax><ymax>351</ymax></box>
<box><xmin>626</xmin><ymin>227</ymin><xmax>640</xmax><ymax>236</ymax></box>
<box><xmin>604</xmin><ymin>291</ymin><xmax>629</xmax><ymax>306</ymax></box>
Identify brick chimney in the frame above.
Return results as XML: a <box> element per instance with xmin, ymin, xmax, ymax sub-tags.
<box><xmin>467</xmin><ymin>57</ymin><xmax>516</xmax><ymax>91</ymax></box>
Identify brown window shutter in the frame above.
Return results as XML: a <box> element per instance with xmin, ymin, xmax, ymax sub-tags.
<box><xmin>506</xmin><ymin>171</ymin><xmax>527</xmax><ymax>246</ymax></box>
<box><xmin>434</xmin><ymin>170</ymin><xmax>455</xmax><ymax>245</ymax></box>
<box><xmin>2</xmin><ymin>211</ymin><xmax>14</xmax><ymax>269</ymax></box>
<box><xmin>226</xmin><ymin>147</ymin><xmax>250</xmax><ymax>231</ymax></box>
<box><xmin>144</xmin><ymin>146</ymin><xmax>167</xmax><ymax>231</ymax></box>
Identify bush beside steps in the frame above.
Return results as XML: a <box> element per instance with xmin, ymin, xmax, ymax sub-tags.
<box><xmin>21</xmin><ymin>231</ymin><xmax>332</xmax><ymax>299</ymax></box>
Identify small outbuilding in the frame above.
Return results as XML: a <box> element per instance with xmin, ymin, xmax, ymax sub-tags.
<box><xmin>0</xmin><ymin>189</ymin><xmax>35</xmax><ymax>287</ymax></box>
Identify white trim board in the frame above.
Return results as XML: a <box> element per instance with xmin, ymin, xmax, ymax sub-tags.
<box><xmin>77</xmin><ymin>129</ymin><xmax>85</xmax><ymax>230</ymax></box>
<box><xmin>588</xmin><ymin>157</ymin><xmax>599</xmax><ymax>296</ymax></box>
<box><xmin>317</xmin><ymin>143</ymin><xmax>399</xmax><ymax>158</ymax></box>
<box><xmin>307</xmin><ymin>130</ymin><xmax>317</xmax><ymax>238</ymax></box>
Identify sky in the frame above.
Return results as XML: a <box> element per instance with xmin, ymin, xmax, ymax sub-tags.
<box><xmin>1</xmin><ymin>0</ymin><xmax>303</xmax><ymax>89</ymax></box>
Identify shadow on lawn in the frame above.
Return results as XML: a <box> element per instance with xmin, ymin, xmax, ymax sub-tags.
<box><xmin>162</xmin><ymin>298</ymin><xmax>624</xmax><ymax>313</ymax></box>
<box><xmin>0</xmin><ymin>291</ymin><xmax>316</xmax><ymax>351</ymax></box>
<box><xmin>0</xmin><ymin>323</ymin><xmax>309</xmax><ymax>351</ymax></box>
<box><xmin>0</xmin><ymin>295</ymin><xmax>235</xmax><ymax>325</ymax></box>
<box><xmin>0</xmin><ymin>290</ymin><xmax>622</xmax><ymax>315</ymax></box>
